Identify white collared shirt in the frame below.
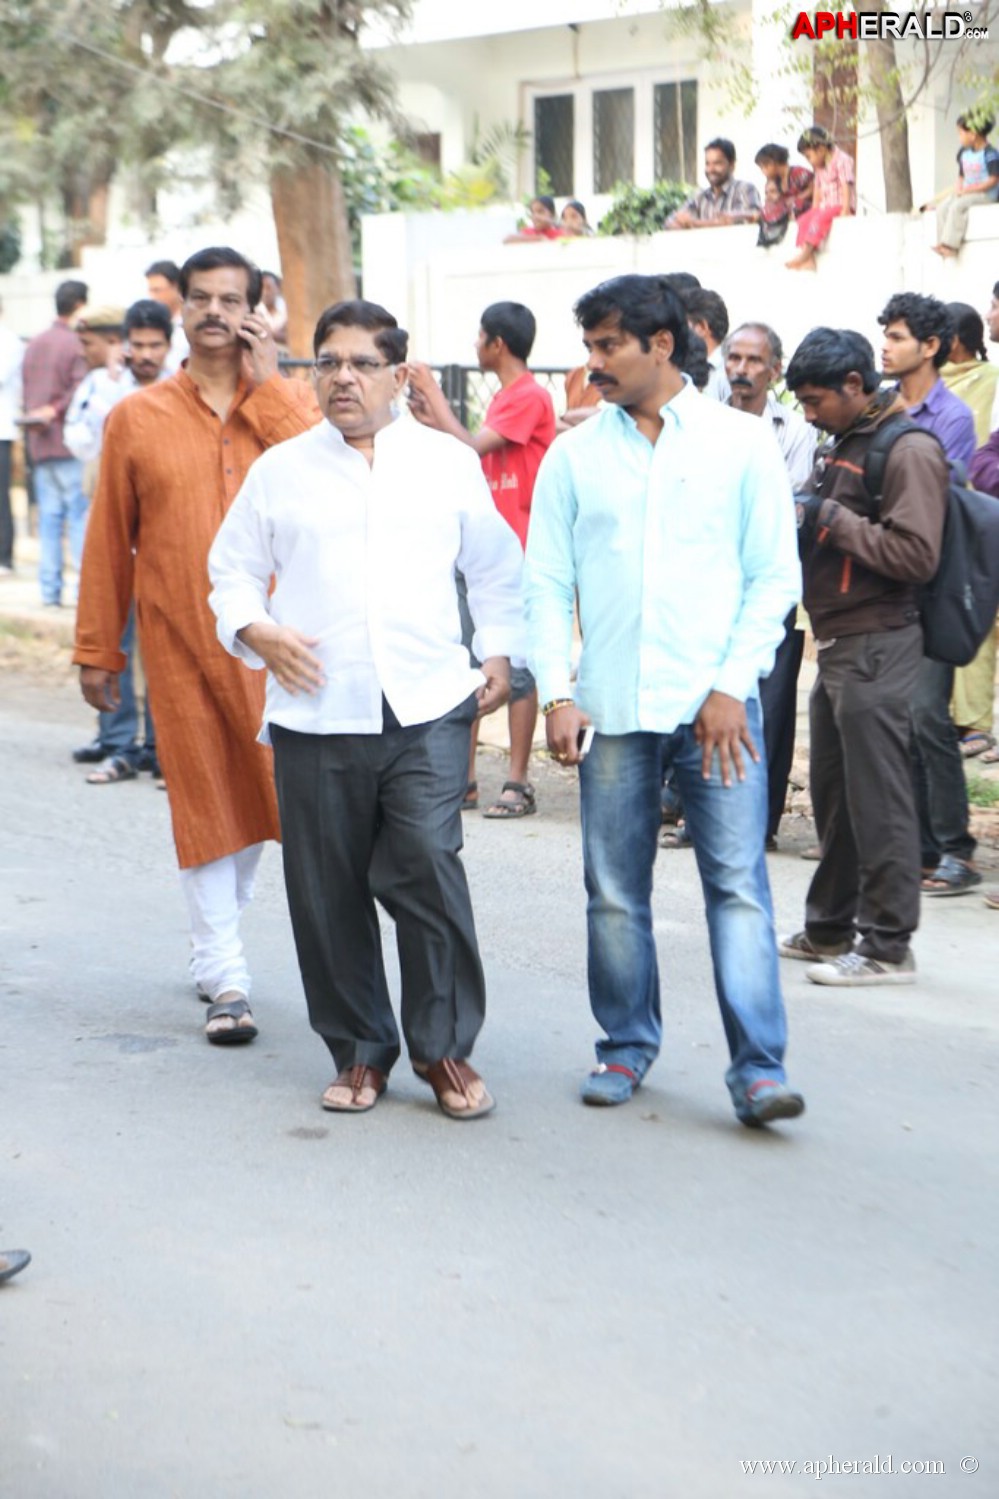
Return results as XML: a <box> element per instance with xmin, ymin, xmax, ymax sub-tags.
<box><xmin>762</xmin><ymin>391</ymin><xmax>817</xmax><ymax>491</ymax></box>
<box><xmin>165</xmin><ymin>319</ymin><xmax>189</xmax><ymax>374</ymax></box>
<box><xmin>64</xmin><ymin>367</ymin><xmax>170</xmax><ymax>463</ymax></box>
<box><xmin>0</xmin><ymin>324</ymin><xmax>24</xmax><ymax>442</ymax></box>
<box><xmin>704</xmin><ymin>344</ymin><xmax>731</xmax><ymax>403</ymax></box>
<box><xmin>209</xmin><ymin>414</ymin><xmax>525</xmax><ymax>740</ymax></box>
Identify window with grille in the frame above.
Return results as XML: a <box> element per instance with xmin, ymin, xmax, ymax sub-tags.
<box><xmin>534</xmin><ymin>95</ymin><xmax>575</xmax><ymax>196</ymax></box>
<box><xmin>654</xmin><ymin>81</ymin><xmax>698</xmax><ymax>184</ymax></box>
<box><xmin>593</xmin><ymin>87</ymin><xmax>635</xmax><ymax>192</ymax></box>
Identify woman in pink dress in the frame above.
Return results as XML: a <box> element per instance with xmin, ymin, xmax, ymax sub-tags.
<box><xmin>786</xmin><ymin>125</ymin><xmax>855</xmax><ymax>271</ymax></box>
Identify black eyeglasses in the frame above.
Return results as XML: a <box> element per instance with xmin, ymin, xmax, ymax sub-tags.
<box><xmin>313</xmin><ymin>355</ymin><xmax>392</xmax><ymax>377</ymax></box>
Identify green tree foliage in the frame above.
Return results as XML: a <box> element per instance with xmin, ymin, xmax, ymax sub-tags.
<box><xmin>173</xmin><ymin>0</ymin><xmax>412</xmax><ymax>350</ymax></box>
<box><xmin>0</xmin><ymin>0</ymin><xmax>205</xmax><ymax>264</ymax></box>
<box><xmin>661</xmin><ymin>0</ymin><xmax>999</xmax><ymax>211</ymax></box>
<box><xmin>598</xmin><ymin>182</ymin><xmax>692</xmax><ymax>237</ymax></box>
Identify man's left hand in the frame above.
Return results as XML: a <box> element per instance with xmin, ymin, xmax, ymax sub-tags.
<box><xmin>239</xmin><ymin>312</ymin><xmax>280</xmax><ymax>386</ymax></box>
<box><xmin>693</xmin><ymin>691</ymin><xmax>759</xmax><ymax>787</ymax></box>
<box><xmin>476</xmin><ymin>657</ymin><xmax>511</xmax><ymax>717</ymax></box>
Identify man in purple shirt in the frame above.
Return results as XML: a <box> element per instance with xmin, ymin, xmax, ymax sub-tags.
<box><xmin>21</xmin><ymin>280</ymin><xmax>89</xmax><ymax>607</ymax></box>
<box><xmin>879</xmin><ymin>292</ymin><xmax>981</xmax><ymax>896</ymax></box>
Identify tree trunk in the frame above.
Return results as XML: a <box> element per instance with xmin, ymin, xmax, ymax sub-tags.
<box><xmin>87</xmin><ymin>181</ymin><xmax>110</xmax><ymax>246</ymax></box>
<box><xmin>62</xmin><ymin>169</ymin><xmax>112</xmax><ymax>264</ymax></box>
<box><xmin>270</xmin><ymin>160</ymin><xmax>357</xmax><ymax>360</ymax></box>
<box><xmin>867</xmin><ymin>37</ymin><xmax>913</xmax><ymax>211</ymax></box>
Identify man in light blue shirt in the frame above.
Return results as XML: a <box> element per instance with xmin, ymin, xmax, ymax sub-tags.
<box><xmin>524</xmin><ymin>274</ymin><xmax>805</xmax><ymax>1127</ymax></box>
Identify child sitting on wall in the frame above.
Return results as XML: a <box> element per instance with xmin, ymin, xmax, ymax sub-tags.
<box><xmin>786</xmin><ymin>125</ymin><xmax>855</xmax><ymax>271</ymax></box>
<box><xmin>925</xmin><ymin>112</ymin><xmax>999</xmax><ymax>258</ymax></box>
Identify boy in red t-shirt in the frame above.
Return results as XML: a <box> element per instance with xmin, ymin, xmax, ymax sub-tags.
<box><xmin>409</xmin><ymin>302</ymin><xmax>556</xmax><ymax>816</ymax></box>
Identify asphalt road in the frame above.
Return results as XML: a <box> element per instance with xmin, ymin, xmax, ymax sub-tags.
<box><xmin>2</xmin><ymin>668</ymin><xmax>997</xmax><ymax>1498</ymax></box>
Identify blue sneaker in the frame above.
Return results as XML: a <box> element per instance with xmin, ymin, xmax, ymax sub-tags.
<box><xmin>580</xmin><ymin>1063</ymin><xmax>641</xmax><ymax>1106</ymax></box>
<box><xmin>735</xmin><ymin>1080</ymin><xmax>805</xmax><ymax>1128</ymax></box>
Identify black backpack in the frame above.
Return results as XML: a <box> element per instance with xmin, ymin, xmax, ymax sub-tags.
<box><xmin>863</xmin><ymin>415</ymin><xmax>999</xmax><ymax>667</ymax></box>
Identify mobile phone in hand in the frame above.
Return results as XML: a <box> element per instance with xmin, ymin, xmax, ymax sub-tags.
<box><xmin>577</xmin><ymin>725</ymin><xmax>595</xmax><ymax>759</ymax></box>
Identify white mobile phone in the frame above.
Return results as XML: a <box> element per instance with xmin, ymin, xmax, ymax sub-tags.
<box><xmin>577</xmin><ymin>725</ymin><xmax>595</xmax><ymax>759</ymax></box>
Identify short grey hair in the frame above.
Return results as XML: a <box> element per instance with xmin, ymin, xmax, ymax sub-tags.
<box><xmin>722</xmin><ymin>321</ymin><xmax>783</xmax><ymax>366</ymax></box>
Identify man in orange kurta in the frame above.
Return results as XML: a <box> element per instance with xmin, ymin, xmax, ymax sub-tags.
<box><xmin>73</xmin><ymin>246</ymin><xmax>320</xmax><ymax>1045</ymax></box>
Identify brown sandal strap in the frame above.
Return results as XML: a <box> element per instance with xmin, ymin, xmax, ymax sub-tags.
<box><xmin>425</xmin><ymin>1057</ymin><xmax>476</xmax><ymax>1101</ymax></box>
<box><xmin>334</xmin><ymin>1064</ymin><xmax>386</xmax><ymax>1104</ymax></box>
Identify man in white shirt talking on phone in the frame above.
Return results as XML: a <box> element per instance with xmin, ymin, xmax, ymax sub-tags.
<box><xmin>209</xmin><ymin>299</ymin><xmax>524</xmax><ymax>1121</ymax></box>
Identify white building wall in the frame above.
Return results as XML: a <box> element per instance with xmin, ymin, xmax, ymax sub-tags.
<box><xmin>386</xmin><ymin>6</ymin><xmax>765</xmax><ymax>202</ymax></box>
<box><xmin>363</xmin><ymin>204</ymin><xmax>999</xmax><ymax>380</ymax></box>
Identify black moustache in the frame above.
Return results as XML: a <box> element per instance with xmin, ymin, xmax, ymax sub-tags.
<box><xmin>731</xmin><ymin>378</ymin><xmax>753</xmax><ymax>388</ymax></box>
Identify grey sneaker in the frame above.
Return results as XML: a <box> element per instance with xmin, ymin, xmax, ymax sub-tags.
<box><xmin>735</xmin><ymin>1080</ymin><xmax>806</xmax><ymax>1128</ymax></box>
<box><xmin>778</xmin><ymin>930</ymin><xmax>852</xmax><ymax>962</ymax></box>
<box><xmin>806</xmin><ymin>950</ymin><xmax>916</xmax><ymax>987</ymax></box>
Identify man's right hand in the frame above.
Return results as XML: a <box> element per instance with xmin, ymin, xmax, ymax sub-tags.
<box><xmin>406</xmin><ymin>363</ymin><xmax>453</xmax><ymax>430</ymax></box>
<box><xmin>80</xmin><ymin>667</ymin><xmax>120</xmax><ymax>711</ymax></box>
<box><xmin>237</xmin><ymin>621</ymin><xmax>325</xmax><ymax>695</ymax></box>
<box><xmin>545</xmin><ymin>702</ymin><xmax>591</xmax><ymax>766</ymax></box>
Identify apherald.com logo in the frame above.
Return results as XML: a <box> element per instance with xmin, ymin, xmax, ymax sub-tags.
<box><xmin>791</xmin><ymin>10</ymin><xmax>989</xmax><ymax>39</ymax></box>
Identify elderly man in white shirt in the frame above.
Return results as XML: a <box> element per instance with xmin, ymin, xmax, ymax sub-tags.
<box><xmin>209</xmin><ymin>299</ymin><xmax>524</xmax><ymax>1120</ymax></box>
<box><xmin>725</xmin><ymin>321</ymin><xmax>817</xmax><ymax>850</ymax></box>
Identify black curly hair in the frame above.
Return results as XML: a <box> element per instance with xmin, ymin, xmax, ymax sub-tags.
<box><xmin>878</xmin><ymin>293</ymin><xmax>954</xmax><ymax>369</ymax></box>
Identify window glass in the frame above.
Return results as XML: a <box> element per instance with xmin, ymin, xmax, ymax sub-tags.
<box><xmin>534</xmin><ymin>94</ymin><xmax>575</xmax><ymax>196</ymax></box>
<box><xmin>593</xmin><ymin>87</ymin><xmax>635</xmax><ymax>193</ymax></box>
<box><xmin>654</xmin><ymin>81</ymin><xmax>698</xmax><ymax>183</ymax></box>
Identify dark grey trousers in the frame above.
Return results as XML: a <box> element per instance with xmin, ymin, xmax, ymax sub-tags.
<box><xmin>0</xmin><ymin>441</ymin><xmax>13</xmax><ymax>569</ymax></box>
<box><xmin>911</xmin><ymin>656</ymin><xmax>976</xmax><ymax>867</ymax></box>
<box><xmin>271</xmin><ymin>695</ymin><xmax>486</xmax><ymax>1075</ymax></box>
<box><xmin>806</xmin><ymin>625</ymin><xmax>923</xmax><ymax>963</ymax></box>
<box><xmin>759</xmin><ymin>608</ymin><xmax>805</xmax><ymax>842</ymax></box>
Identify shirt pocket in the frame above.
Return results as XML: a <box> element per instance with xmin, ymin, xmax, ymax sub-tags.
<box><xmin>662</xmin><ymin>478</ymin><xmax>734</xmax><ymax>550</ymax></box>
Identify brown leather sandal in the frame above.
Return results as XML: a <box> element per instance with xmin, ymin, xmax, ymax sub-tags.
<box><xmin>414</xmin><ymin>1057</ymin><xmax>495</xmax><ymax>1119</ymax></box>
<box><xmin>321</xmin><ymin>1064</ymin><xmax>387</xmax><ymax>1113</ymax></box>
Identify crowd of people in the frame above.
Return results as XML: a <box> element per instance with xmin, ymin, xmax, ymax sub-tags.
<box><xmin>1</xmin><ymin>156</ymin><xmax>997</xmax><ymax>1141</ymax></box>
<box><xmin>516</xmin><ymin>114</ymin><xmax>999</xmax><ymax>273</ymax></box>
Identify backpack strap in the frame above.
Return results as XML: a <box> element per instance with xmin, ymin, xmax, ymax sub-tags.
<box><xmin>861</xmin><ymin>414</ymin><xmax>923</xmax><ymax>522</ymax></box>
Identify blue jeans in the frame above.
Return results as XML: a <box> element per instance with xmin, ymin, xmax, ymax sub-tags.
<box><xmin>34</xmin><ymin>457</ymin><xmax>87</xmax><ymax>605</ymax></box>
<box><xmin>579</xmin><ymin>698</ymin><xmax>790</xmax><ymax>1106</ymax></box>
<box><xmin>98</xmin><ymin>606</ymin><xmax>156</xmax><ymax>764</ymax></box>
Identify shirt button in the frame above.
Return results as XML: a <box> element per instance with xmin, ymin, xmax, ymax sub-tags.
<box><xmin>223</xmin><ymin>438</ymin><xmax>230</xmax><ymax>446</ymax></box>
<box><xmin>225</xmin><ymin>468</ymin><xmax>233</xmax><ymax>475</ymax></box>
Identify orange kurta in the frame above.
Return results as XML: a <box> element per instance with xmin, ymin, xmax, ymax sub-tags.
<box><xmin>73</xmin><ymin>370</ymin><xmax>321</xmax><ymax>868</ymax></box>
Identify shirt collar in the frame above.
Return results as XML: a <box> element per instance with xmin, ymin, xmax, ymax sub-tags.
<box><xmin>901</xmin><ymin>376</ymin><xmax>943</xmax><ymax>417</ymax></box>
<box><xmin>607</xmin><ymin>374</ymin><xmax>696</xmax><ymax>434</ymax></box>
<box><xmin>320</xmin><ymin>407</ymin><xmax>404</xmax><ymax>450</ymax></box>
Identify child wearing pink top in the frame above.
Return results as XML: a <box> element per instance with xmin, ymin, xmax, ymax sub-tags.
<box><xmin>787</xmin><ymin>126</ymin><xmax>855</xmax><ymax>271</ymax></box>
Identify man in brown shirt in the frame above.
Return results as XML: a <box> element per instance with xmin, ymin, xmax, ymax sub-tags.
<box><xmin>21</xmin><ymin>280</ymin><xmax>88</xmax><ymax>606</ymax></box>
<box><xmin>73</xmin><ymin>247</ymin><xmax>320</xmax><ymax>1045</ymax></box>
<box><xmin>779</xmin><ymin>327</ymin><xmax>948</xmax><ymax>987</ymax></box>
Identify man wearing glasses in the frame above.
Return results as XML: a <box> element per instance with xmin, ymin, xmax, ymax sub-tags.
<box><xmin>73</xmin><ymin>246</ymin><xmax>319</xmax><ymax>1046</ymax></box>
<box><xmin>209</xmin><ymin>300</ymin><xmax>524</xmax><ymax>1119</ymax></box>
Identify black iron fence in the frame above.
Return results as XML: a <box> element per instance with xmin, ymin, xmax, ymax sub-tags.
<box><xmin>279</xmin><ymin>360</ymin><xmax>571</xmax><ymax>426</ymax></box>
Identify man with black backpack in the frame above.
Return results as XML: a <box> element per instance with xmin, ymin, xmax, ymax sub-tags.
<box><xmin>879</xmin><ymin>292</ymin><xmax>982</xmax><ymax>898</ymax></box>
<box><xmin>779</xmin><ymin>328</ymin><xmax>948</xmax><ymax>985</ymax></box>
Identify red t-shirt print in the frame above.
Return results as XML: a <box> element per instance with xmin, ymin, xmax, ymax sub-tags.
<box><xmin>479</xmin><ymin>372</ymin><xmax>557</xmax><ymax>549</ymax></box>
